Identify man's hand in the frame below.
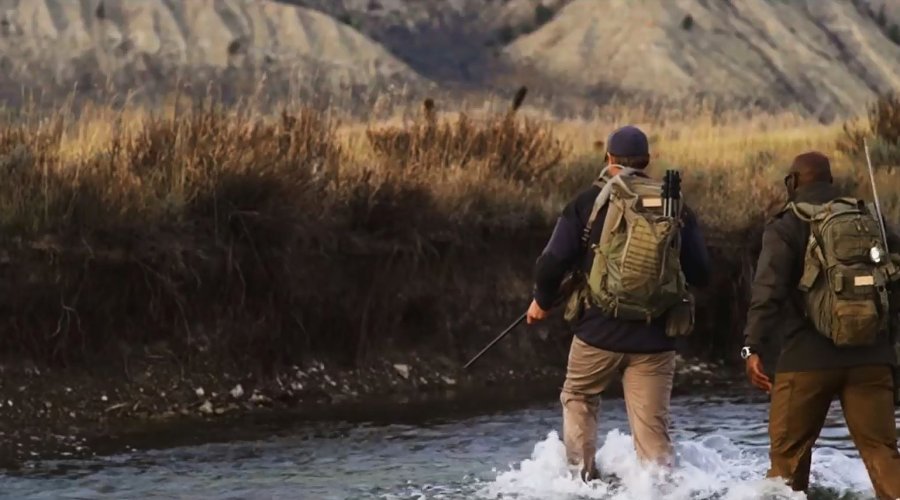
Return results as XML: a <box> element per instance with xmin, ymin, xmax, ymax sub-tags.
<box><xmin>526</xmin><ymin>299</ymin><xmax>550</xmax><ymax>325</ymax></box>
<box><xmin>745</xmin><ymin>354</ymin><xmax>772</xmax><ymax>393</ymax></box>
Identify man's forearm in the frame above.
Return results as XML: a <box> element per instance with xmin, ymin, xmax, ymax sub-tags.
<box><xmin>533</xmin><ymin>216</ymin><xmax>582</xmax><ymax>309</ymax></box>
<box><xmin>742</xmin><ymin>226</ymin><xmax>795</xmax><ymax>351</ymax></box>
<box><xmin>679</xmin><ymin>208</ymin><xmax>712</xmax><ymax>288</ymax></box>
<box><xmin>743</xmin><ymin>295</ymin><xmax>773</xmax><ymax>349</ymax></box>
<box><xmin>743</xmin><ymin>312</ymin><xmax>771</xmax><ymax>350</ymax></box>
<box><xmin>534</xmin><ymin>253</ymin><xmax>567</xmax><ymax>309</ymax></box>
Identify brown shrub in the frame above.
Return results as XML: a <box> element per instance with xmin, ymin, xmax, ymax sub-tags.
<box><xmin>366</xmin><ymin>93</ymin><xmax>567</xmax><ymax>183</ymax></box>
<box><xmin>0</xmin><ymin>105</ymin><xmax>348</xmax><ymax>366</ymax></box>
<box><xmin>838</xmin><ymin>93</ymin><xmax>900</xmax><ymax>167</ymax></box>
<box><xmin>0</xmin><ymin>101</ymin><xmax>555</xmax><ymax>369</ymax></box>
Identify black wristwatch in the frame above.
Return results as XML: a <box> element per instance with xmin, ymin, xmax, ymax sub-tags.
<box><xmin>740</xmin><ymin>346</ymin><xmax>757</xmax><ymax>360</ymax></box>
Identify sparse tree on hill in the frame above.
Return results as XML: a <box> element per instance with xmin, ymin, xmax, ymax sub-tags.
<box><xmin>889</xmin><ymin>24</ymin><xmax>900</xmax><ymax>45</ymax></box>
<box><xmin>534</xmin><ymin>4</ymin><xmax>554</xmax><ymax>26</ymax></box>
<box><xmin>876</xmin><ymin>5</ymin><xmax>888</xmax><ymax>27</ymax></box>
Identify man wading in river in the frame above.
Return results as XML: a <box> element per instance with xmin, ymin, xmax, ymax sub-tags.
<box><xmin>526</xmin><ymin>125</ymin><xmax>711</xmax><ymax>481</ymax></box>
<box><xmin>742</xmin><ymin>152</ymin><xmax>900</xmax><ymax>498</ymax></box>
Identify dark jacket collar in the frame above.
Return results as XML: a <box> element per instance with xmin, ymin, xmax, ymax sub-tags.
<box><xmin>792</xmin><ymin>181</ymin><xmax>843</xmax><ymax>204</ymax></box>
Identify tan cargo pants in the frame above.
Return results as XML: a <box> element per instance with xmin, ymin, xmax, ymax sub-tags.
<box><xmin>560</xmin><ymin>336</ymin><xmax>676</xmax><ymax>469</ymax></box>
<box><xmin>768</xmin><ymin>366</ymin><xmax>900</xmax><ymax>499</ymax></box>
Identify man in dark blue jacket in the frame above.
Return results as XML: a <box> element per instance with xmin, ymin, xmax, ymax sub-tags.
<box><xmin>527</xmin><ymin>125</ymin><xmax>711</xmax><ymax>480</ymax></box>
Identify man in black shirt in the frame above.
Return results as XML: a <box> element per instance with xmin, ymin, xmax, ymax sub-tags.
<box><xmin>742</xmin><ymin>152</ymin><xmax>900</xmax><ymax>498</ymax></box>
<box><xmin>527</xmin><ymin>125</ymin><xmax>711</xmax><ymax>480</ymax></box>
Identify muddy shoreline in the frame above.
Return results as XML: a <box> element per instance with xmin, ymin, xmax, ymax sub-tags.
<box><xmin>0</xmin><ymin>350</ymin><xmax>741</xmax><ymax>469</ymax></box>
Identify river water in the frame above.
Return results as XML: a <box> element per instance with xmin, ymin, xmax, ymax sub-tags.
<box><xmin>0</xmin><ymin>391</ymin><xmax>886</xmax><ymax>499</ymax></box>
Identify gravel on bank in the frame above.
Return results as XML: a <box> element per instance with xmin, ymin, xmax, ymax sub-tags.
<box><xmin>0</xmin><ymin>351</ymin><xmax>741</xmax><ymax>469</ymax></box>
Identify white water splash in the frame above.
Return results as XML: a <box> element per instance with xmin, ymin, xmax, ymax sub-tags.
<box><xmin>480</xmin><ymin>430</ymin><xmax>876</xmax><ymax>500</ymax></box>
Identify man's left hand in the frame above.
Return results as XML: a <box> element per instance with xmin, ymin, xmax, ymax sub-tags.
<box><xmin>526</xmin><ymin>299</ymin><xmax>550</xmax><ymax>325</ymax></box>
<box><xmin>745</xmin><ymin>354</ymin><xmax>772</xmax><ymax>393</ymax></box>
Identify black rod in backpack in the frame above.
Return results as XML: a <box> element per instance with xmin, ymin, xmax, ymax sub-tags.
<box><xmin>662</xmin><ymin>171</ymin><xmax>671</xmax><ymax>217</ymax></box>
<box><xmin>662</xmin><ymin>170</ymin><xmax>681</xmax><ymax>217</ymax></box>
<box><xmin>864</xmin><ymin>139</ymin><xmax>890</xmax><ymax>253</ymax></box>
<box><xmin>672</xmin><ymin>171</ymin><xmax>682</xmax><ymax>218</ymax></box>
<box><xmin>663</xmin><ymin>170</ymin><xmax>682</xmax><ymax>248</ymax></box>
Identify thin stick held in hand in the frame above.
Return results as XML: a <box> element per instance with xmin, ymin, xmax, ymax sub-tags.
<box><xmin>463</xmin><ymin>282</ymin><xmax>572</xmax><ymax>370</ymax></box>
<box><xmin>463</xmin><ymin>313</ymin><xmax>527</xmax><ymax>370</ymax></box>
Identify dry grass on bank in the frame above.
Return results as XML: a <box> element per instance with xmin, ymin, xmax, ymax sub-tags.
<box><xmin>356</xmin><ymin>93</ymin><xmax>900</xmax><ymax>233</ymax></box>
<box><xmin>0</xmin><ymin>92</ymin><xmax>898</xmax><ymax>366</ymax></box>
<box><xmin>8</xmin><ymin>93</ymin><xmax>894</xmax><ymax>238</ymax></box>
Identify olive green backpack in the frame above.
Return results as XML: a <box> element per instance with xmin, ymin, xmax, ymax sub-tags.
<box><xmin>564</xmin><ymin>174</ymin><xmax>694</xmax><ymax>337</ymax></box>
<box><xmin>789</xmin><ymin>198</ymin><xmax>900</xmax><ymax>347</ymax></box>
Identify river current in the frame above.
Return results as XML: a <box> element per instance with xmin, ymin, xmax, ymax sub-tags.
<box><xmin>0</xmin><ymin>391</ymin><xmax>885</xmax><ymax>499</ymax></box>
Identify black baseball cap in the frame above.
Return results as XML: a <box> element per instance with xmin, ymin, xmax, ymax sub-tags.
<box><xmin>607</xmin><ymin>125</ymin><xmax>649</xmax><ymax>157</ymax></box>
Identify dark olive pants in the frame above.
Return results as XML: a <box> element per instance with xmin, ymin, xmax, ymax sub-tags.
<box><xmin>768</xmin><ymin>366</ymin><xmax>900</xmax><ymax>499</ymax></box>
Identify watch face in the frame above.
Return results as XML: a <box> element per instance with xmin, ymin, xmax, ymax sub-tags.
<box><xmin>740</xmin><ymin>347</ymin><xmax>751</xmax><ymax>359</ymax></box>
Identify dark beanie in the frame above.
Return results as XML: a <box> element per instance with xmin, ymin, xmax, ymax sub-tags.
<box><xmin>607</xmin><ymin>125</ymin><xmax>649</xmax><ymax>157</ymax></box>
<box><xmin>790</xmin><ymin>152</ymin><xmax>832</xmax><ymax>183</ymax></box>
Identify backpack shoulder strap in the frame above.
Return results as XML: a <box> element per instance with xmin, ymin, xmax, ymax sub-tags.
<box><xmin>581</xmin><ymin>176</ymin><xmax>608</xmax><ymax>247</ymax></box>
<box><xmin>788</xmin><ymin>201</ymin><xmax>838</xmax><ymax>266</ymax></box>
<box><xmin>787</xmin><ymin>201</ymin><xmax>821</xmax><ymax>222</ymax></box>
<box><xmin>579</xmin><ymin>170</ymin><xmax>648</xmax><ymax>248</ymax></box>
<box><xmin>784</xmin><ymin>199</ymin><xmax>814</xmax><ymax>227</ymax></box>
<box><xmin>581</xmin><ymin>172</ymin><xmax>638</xmax><ymax>247</ymax></box>
<box><xmin>832</xmin><ymin>196</ymin><xmax>861</xmax><ymax>207</ymax></box>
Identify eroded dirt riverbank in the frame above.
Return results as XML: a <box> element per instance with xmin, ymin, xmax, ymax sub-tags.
<box><xmin>0</xmin><ymin>350</ymin><xmax>739</xmax><ymax>469</ymax></box>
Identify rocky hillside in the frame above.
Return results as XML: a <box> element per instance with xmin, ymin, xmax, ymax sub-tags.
<box><xmin>504</xmin><ymin>0</ymin><xmax>900</xmax><ymax>119</ymax></box>
<box><xmin>0</xmin><ymin>0</ymin><xmax>420</xmax><ymax>102</ymax></box>
<box><xmin>0</xmin><ymin>0</ymin><xmax>898</xmax><ymax>117</ymax></box>
<box><xmin>285</xmin><ymin>0</ymin><xmax>900</xmax><ymax>118</ymax></box>
<box><xmin>284</xmin><ymin>0</ymin><xmax>571</xmax><ymax>83</ymax></box>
